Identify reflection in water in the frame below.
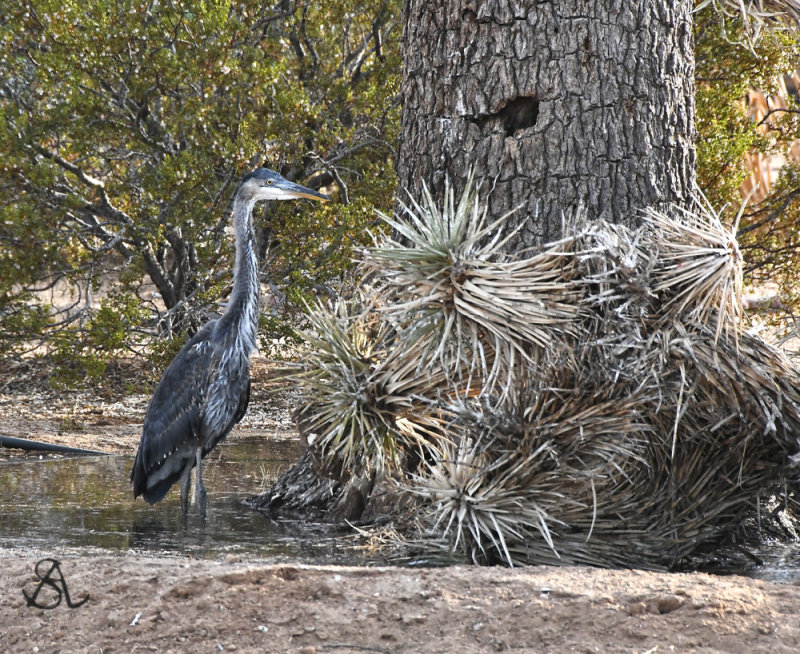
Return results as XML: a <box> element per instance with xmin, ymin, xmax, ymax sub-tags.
<box><xmin>737</xmin><ymin>541</ymin><xmax>800</xmax><ymax>584</ymax></box>
<box><xmin>6</xmin><ymin>436</ymin><xmax>800</xmax><ymax>578</ymax></box>
<box><xmin>0</xmin><ymin>437</ymin><xmax>362</xmax><ymax>563</ymax></box>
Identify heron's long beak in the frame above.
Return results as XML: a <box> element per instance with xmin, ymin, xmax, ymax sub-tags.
<box><xmin>277</xmin><ymin>180</ymin><xmax>330</xmax><ymax>202</ymax></box>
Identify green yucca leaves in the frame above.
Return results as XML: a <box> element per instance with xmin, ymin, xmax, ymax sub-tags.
<box><xmin>291</xmin><ymin>297</ymin><xmax>445</xmax><ymax>476</ymax></box>
<box><xmin>365</xmin><ymin>175</ymin><xmax>582</xmax><ymax>388</ymax></box>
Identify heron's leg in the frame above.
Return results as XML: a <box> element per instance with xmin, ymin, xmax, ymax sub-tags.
<box><xmin>195</xmin><ymin>447</ymin><xmax>208</xmax><ymax>518</ymax></box>
<box><xmin>179</xmin><ymin>465</ymin><xmax>191</xmax><ymax>520</ymax></box>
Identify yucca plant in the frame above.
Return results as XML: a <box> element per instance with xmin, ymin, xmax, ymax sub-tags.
<box><xmin>411</xmin><ymin>435</ymin><xmax>564</xmax><ymax>566</ymax></box>
<box><xmin>409</xmin><ymin>374</ymin><xmax>654</xmax><ymax>566</ymax></box>
<box><xmin>277</xmin><ymin>170</ymin><xmax>800</xmax><ymax>572</ymax></box>
<box><xmin>291</xmin><ymin>295</ymin><xmax>447</xmax><ymax>477</ymax></box>
<box><xmin>643</xmin><ymin>195</ymin><xmax>743</xmax><ymax>343</ymax></box>
<box><xmin>397</xmin><ymin>186</ymin><xmax>800</xmax><ymax>568</ymax></box>
<box><xmin>365</xmin><ymin>173</ymin><xmax>582</xmax><ymax>392</ymax></box>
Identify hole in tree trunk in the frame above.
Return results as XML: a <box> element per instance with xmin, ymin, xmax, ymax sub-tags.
<box><xmin>470</xmin><ymin>96</ymin><xmax>539</xmax><ymax>137</ymax></box>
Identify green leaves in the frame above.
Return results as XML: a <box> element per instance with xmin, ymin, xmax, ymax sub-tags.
<box><xmin>695</xmin><ymin>8</ymin><xmax>790</xmax><ymax>208</ymax></box>
<box><xmin>695</xmin><ymin>7</ymin><xmax>800</xmax><ymax>325</ymax></box>
<box><xmin>0</xmin><ymin>0</ymin><xmax>400</xmax><ymax>379</ymax></box>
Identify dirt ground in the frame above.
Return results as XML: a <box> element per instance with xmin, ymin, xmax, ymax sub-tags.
<box><xmin>4</xmin><ymin>556</ymin><xmax>800</xmax><ymax>653</ymax></box>
<box><xmin>4</xmin><ymin>358</ymin><xmax>800</xmax><ymax>653</ymax></box>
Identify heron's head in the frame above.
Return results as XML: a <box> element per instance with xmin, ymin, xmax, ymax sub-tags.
<box><xmin>239</xmin><ymin>168</ymin><xmax>329</xmax><ymax>203</ymax></box>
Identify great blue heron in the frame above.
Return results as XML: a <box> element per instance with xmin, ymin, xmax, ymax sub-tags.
<box><xmin>131</xmin><ymin>168</ymin><xmax>328</xmax><ymax>518</ymax></box>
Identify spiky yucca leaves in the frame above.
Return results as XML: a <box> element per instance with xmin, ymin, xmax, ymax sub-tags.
<box><xmin>409</xmin><ymin>325</ymin><xmax>800</xmax><ymax>569</ymax></box>
<box><xmin>616</xmin><ymin>323</ymin><xmax>800</xmax><ymax>565</ymax></box>
<box><xmin>410</xmin><ymin>375</ymin><xmax>658</xmax><ymax>567</ymax></box>
<box><xmin>369</xmin><ymin>185</ymin><xmax>800</xmax><ymax>569</ymax></box>
<box><xmin>570</xmin><ymin>221</ymin><xmax>654</xmax><ymax>316</ymax></box>
<box><xmin>410</xmin><ymin>437</ymin><xmax>550</xmax><ymax>566</ymax></box>
<box><xmin>365</xmin><ymin>176</ymin><xmax>582</xmax><ymax>389</ymax></box>
<box><xmin>613</xmin><ymin>318</ymin><xmax>800</xmax><ymax>559</ymax></box>
<box><xmin>551</xmin><ymin>221</ymin><xmax>658</xmax><ymax>384</ymax></box>
<box><xmin>282</xmin><ymin>171</ymin><xmax>800</xmax><ymax>570</ymax></box>
<box><xmin>643</xmin><ymin>197</ymin><xmax>743</xmax><ymax>343</ymax></box>
<box><xmin>292</xmin><ymin>297</ymin><xmax>446</xmax><ymax>477</ymax></box>
<box><xmin>656</xmin><ymin>321</ymin><xmax>800</xmax><ymax>453</ymax></box>
<box><xmin>396</xmin><ymin>190</ymin><xmax>800</xmax><ymax>569</ymax></box>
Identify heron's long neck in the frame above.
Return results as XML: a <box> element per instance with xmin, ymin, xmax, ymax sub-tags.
<box><xmin>221</xmin><ymin>197</ymin><xmax>260</xmax><ymax>356</ymax></box>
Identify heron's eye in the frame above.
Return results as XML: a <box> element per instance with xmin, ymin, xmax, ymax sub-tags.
<box><xmin>265</xmin><ymin>180</ymin><xmax>274</xmax><ymax>186</ymax></box>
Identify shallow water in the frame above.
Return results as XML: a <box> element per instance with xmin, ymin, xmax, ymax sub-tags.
<box><xmin>735</xmin><ymin>541</ymin><xmax>800</xmax><ymax>584</ymax></box>
<box><xmin>3</xmin><ymin>436</ymin><xmax>800</xmax><ymax>579</ymax></box>
<box><xmin>0</xmin><ymin>436</ymin><xmax>364</xmax><ymax>563</ymax></box>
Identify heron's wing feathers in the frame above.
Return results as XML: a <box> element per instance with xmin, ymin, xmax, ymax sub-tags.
<box><xmin>202</xmin><ymin>374</ymin><xmax>250</xmax><ymax>458</ymax></box>
<box><xmin>131</xmin><ymin>322</ymin><xmax>219</xmax><ymax>502</ymax></box>
<box><xmin>235</xmin><ymin>378</ymin><xmax>251</xmax><ymax>425</ymax></box>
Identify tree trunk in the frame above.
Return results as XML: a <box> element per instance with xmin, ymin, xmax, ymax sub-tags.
<box><xmin>397</xmin><ymin>0</ymin><xmax>696</xmax><ymax>246</ymax></box>
<box><xmin>255</xmin><ymin>1</ymin><xmax>699</xmax><ymax>522</ymax></box>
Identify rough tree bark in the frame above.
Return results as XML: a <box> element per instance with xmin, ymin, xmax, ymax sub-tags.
<box><xmin>397</xmin><ymin>0</ymin><xmax>696</xmax><ymax>246</ymax></box>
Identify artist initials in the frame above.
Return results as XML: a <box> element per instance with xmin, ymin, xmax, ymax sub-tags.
<box><xmin>23</xmin><ymin>558</ymin><xmax>89</xmax><ymax>609</ymax></box>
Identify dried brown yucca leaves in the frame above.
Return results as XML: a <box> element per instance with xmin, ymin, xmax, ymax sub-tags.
<box><xmin>569</xmin><ymin>221</ymin><xmax>654</xmax><ymax>318</ymax></box>
<box><xmin>699</xmin><ymin>0</ymin><xmax>800</xmax><ymax>24</ymax></box>
<box><xmin>658</xmin><ymin>321</ymin><xmax>800</xmax><ymax>449</ymax></box>
<box><xmin>288</xmin><ymin>174</ymin><xmax>800</xmax><ymax>570</ymax></box>
<box><xmin>291</xmin><ymin>297</ymin><xmax>445</xmax><ymax>476</ymax></box>
<box><xmin>546</xmin><ymin>221</ymin><xmax>657</xmax><ymax>384</ymax></box>
<box><xmin>410</xmin><ymin>437</ymin><xmax>550</xmax><ymax>566</ymax></box>
<box><xmin>408</xmin><ymin>325</ymin><xmax>800</xmax><ymax>569</ymax></box>
<box><xmin>401</xmin><ymin>193</ymin><xmax>798</xmax><ymax>568</ymax></box>
<box><xmin>644</xmin><ymin>197</ymin><xmax>743</xmax><ymax>343</ymax></box>
<box><xmin>365</xmin><ymin>174</ymin><xmax>582</xmax><ymax>387</ymax></box>
<box><xmin>410</xmin><ymin>380</ymin><xmax>654</xmax><ymax>567</ymax></box>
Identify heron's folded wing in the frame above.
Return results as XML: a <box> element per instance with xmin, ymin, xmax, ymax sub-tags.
<box><xmin>131</xmin><ymin>322</ymin><xmax>218</xmax><ymax>498</ymax></box>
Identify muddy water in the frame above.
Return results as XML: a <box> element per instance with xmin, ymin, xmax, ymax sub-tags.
<box><xmin>4</xmin><ymin>437</ymin><xmax>800</xmax><ymax>578</ymax></box>
<box><xmin>0</xmin><ymin>437</ymin><xmax>362</xmax><ymax>563</ymax></box>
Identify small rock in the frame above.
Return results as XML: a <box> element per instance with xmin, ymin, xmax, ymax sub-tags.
<box><xmin>657</xmin><ymin>595</ymin><xmax>683</xmax><ymax>614</ymax></box>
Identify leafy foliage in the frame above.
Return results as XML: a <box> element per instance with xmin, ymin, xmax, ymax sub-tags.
<box><xmin>3</xmin><ymin>0</ymin><xmax>800</xmax><ymax>386</ymax></box>
<box><xmin>695</xmin><ymin>9</ymin><xmax>800</xmax><ymax>322</ymax></box>
<box><xmin>0</xmin><ymin>0</ymin><xmax>399</xmax><ymax>382</ymax></box>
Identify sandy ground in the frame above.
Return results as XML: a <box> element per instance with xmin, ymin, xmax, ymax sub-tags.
<box><xmin>4</xmin><ymin>359</ymin><xmax>800</xmax><ymax>653</ymax></box>
<box><xmin>4</xmin><ymin>557</ymin><xmax>800</xmax><ymax>653</ymax></box>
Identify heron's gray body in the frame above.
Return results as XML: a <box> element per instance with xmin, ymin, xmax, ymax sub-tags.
<box><xmin>130</xmin><ymin>167</ymin><xmax>327</xmax><ymax>516</ymax></box>
<box><xmin>130</xmin><ymin>318</ymin><xmax>254</xmax><ymax>505</ymax></box>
